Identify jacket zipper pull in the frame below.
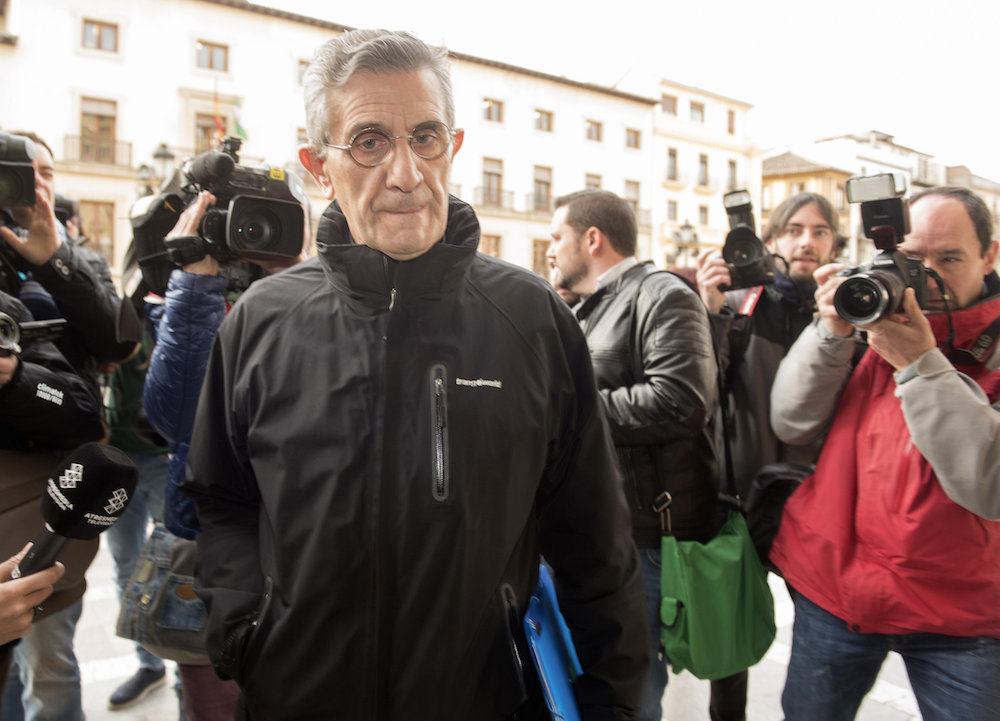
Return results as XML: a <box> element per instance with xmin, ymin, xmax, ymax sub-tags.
<box><xmin>389</xmin><ymin>287</ymin><xmax>397</xmax><ymax>311</ymax></box>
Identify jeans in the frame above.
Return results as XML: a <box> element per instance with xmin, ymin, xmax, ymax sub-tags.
<box><xmin>2</xmin><ymin>601</ymin><xmax>83</xmax><ymax>721</ymax></box>
<box><xmin>104</xmin><ymin>451</ymin><xmax>168</xmax><ymax>673</ymax></box>
<box><xmin>637</xmin><ymin>548</ymin><xmax>668</xmax><ymax>721</ymax></box>
<box><xmin>783</xmin><ymin>591</ymin><xmax>1000</xmax><ymax>721</ymax></box>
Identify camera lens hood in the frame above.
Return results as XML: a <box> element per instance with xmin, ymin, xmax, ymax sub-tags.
<box><xmin>834</xmin><ymin>273</ymin><xmax>896</xmax><ymax>325</ymax></box>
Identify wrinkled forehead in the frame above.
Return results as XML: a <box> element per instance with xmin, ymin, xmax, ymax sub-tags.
<box><xmin>324</xmin><ymin>68</ymin><xmax>451</xmax><ymax>138</ymax></box>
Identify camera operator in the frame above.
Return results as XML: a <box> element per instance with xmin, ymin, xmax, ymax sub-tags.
<box><xmin>693</xmin><ymin>192</ymin><xmax>845</xmax><ymax>721</ymax></box>
<box><xmin>0</xmin><ymin>131</ymin><xmax>137</xmax><ymax>721</ymax></box>
<box><xmin>0</xmin><ymin>132</ymin><xmax>136</xmax><ymax>392</ymax></box>
<box><xmin>0</xmin><ymin>288</ymin><xmax>105</xmax><ymax>712</ymax></box>
<box><xmin>769</xmin><ymin>186</ymin><xmax>1000</xmax><ymax>720</ymax></box>
<box><xmin>141</xmin><ymin>188</ymin><xmax>309</xmax><ymax>721</ymax></box>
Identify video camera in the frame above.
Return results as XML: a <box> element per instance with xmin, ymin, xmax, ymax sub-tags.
<box><xmin>833</xmin><ymin>173</ymin><xmax>928</xmax><ymax>325</ymax></box>
<box><xmin>0</xmin><ymin>131</ymin><xmax>36</xmax><ymax>210</ymax></box>
<box><xmin>54</xmin><ymin>193</ymin><xmax>80</xmax><ymax>226</ymax></box>
<box><xmin>720</xmin><ymin>189</ymin><xmax>776</xmax><ymax>290</ymax></box>
<box><xmin>0</xmin><ymin>312</ymin><xmax>66</xmax><ymax>356</ymax></box>
<box><xmin>130</xmin><ymin>136</ymin><xmax>305</xmax><ymax>295</ymax></box>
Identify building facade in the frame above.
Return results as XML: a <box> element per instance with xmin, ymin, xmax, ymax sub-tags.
<box><xmin>0</xmin><ymin>0</ymin><xmax>759</xmax><ymax>283</ymax></box>
<box><xmin>653</xmin><ymin>79</ymin><xmax>761</xmax><ymax>269</ymax></box>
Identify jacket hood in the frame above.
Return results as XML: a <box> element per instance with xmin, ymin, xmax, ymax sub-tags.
<box><xmin>314</xmin><ymin>195</ymin><xmax>481</xmax><ymax>308</ymax></box>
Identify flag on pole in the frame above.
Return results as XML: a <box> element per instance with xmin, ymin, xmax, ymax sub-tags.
<box><xmin>234</xmin><ymin>98</ymin><xmax>248</xmax><ymax>140</ymax></box>
<box><xmin>213</xmin><ymin>85</ymin><xmax>225</xmax><ymax>144</ymax></box>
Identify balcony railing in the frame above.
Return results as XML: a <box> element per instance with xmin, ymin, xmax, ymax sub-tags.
<box><xmin>63</xmin><ymin>135</ymin><xmax>133</xmax><ymax>168</ymax></box>
<box><xmin>524</xmin><ymin>192</ymin><xmax>553</xmax><ymax>214</ymax></box>
<box><xmin>474</xmin><ymin>186</ymin><xmax>515</xmax><ymax>210</ymax></box>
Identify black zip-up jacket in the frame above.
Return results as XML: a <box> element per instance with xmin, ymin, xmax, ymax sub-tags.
<box><xmin>184</xmin><ymin>198</ymin><xmax>649</xmax><ymax>720</ymax></box>
<box><xmin>711</xmin><ymin>280</ymin><xmax>822</xmax><ymax>498</ymax></box>
<box><xmin>0</xmin><ymin>292</ymin><xmax>103</xmax><ymax>451</ymax></box>
<box><xmin>575</xmin><ymin>262</ymin><xmax>719</xmax><ymax>545</ymax></box>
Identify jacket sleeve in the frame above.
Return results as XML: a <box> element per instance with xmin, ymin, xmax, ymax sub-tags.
<box><xmin>0</xmin><ymin>295</ymin><xmax>103</xmax><ymax>450</ymax></box>
<box><xmin>601</xmin><ymin>275</ymin><xmax>717</xmax><ymax>446</ymax></box>
<box><xmin>537</xmin><ymin>301</ymin><xmax>650</xmax><ymax>720</ymax></box>
<box><xmin>144</xmin><ymin>269</ymin><xmax>228</xmax><ymax>444</ymax></box>
<box><xmin>770</xmin><ymin>320</ymin><xmax>858</xmax><ymax>444</ymax></box>
<box><xmin>29</xmin><ymin>235</ymin><xmax>136</xmax><ymax>363</ymax></box>
<box><xmin>181</xmin><ymin>302</ymin><xmax>265</xmax><ymax>678</ymax></box>
<box><xmin>896</xmin><ymin>348</ymin><xmax>1000</xmax><ymax>520</ymax></box>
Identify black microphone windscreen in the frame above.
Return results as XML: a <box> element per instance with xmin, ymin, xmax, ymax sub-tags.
<box><xmin>40</xmin><ymin>442</ymin><xmax>138</xmax><ymax>540</ymax></box>
<box><xmin>186</xmin><ymin>150</ymin><xmax>235</xmax><ymax>189</ymax></box>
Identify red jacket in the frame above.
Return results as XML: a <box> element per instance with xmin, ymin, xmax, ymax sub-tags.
<box><xmin>772</xmin><ymin>300</ymin><xmax>1000</xmax><ymax>637</ymax></box>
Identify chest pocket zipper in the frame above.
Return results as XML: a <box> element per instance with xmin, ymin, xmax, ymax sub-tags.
<box><xmin>430</xmin><ymin>364</ymin><xmax>450</xmax><ymax>501</ymax></box>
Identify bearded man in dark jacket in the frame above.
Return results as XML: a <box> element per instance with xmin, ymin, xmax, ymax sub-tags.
<box><xmin>183</xmin><ymin>29</ymin><xmax>648</xmax><ymax>721</ymax></box>
<box><xmin>547</xmin><ymin>189</ymin><xmax>719</xmax><ymax>721</ymax></box>
<box><xmin>694</xmin><ymin>192</ymin><xmax>844</xmax><ymax>721</ymax></box>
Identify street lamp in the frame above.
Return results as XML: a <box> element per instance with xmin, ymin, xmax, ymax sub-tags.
<box><xmin>671</xmin><ymin>220</ymin><xmax>700</xmax><ymax>268</ymax></box>
<box><xmin>152</xmin><ymin>142</ymin><xmax>175</xmax><ymax>183</ymax></box>
<box><xmin>135</xmin><ymin>164</ymin><xmax>154</xmax><ymax>197</ymax></box>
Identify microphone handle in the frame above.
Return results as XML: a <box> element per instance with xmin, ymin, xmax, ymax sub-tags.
<box><xmin>11</xmin><ymin>526</ymin><xmax>68</xmax><ymax>579</ymax></box>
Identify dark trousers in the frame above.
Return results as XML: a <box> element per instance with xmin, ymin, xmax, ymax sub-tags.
<box><xmin>709</xmin><ymin>670</ymin><xmax>747</xmax><ymax>721</ymax></box>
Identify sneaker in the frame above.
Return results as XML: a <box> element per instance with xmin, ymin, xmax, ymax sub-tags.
<box><xmin>108</xmin><ymin>666</ymin><xmax>167</xmax><ymax>710</ymax></box>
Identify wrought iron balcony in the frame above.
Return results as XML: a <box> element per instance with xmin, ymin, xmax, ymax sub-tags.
<box><xmin>63</xmin><ymin>135</ymin><xmax>133</xmax><ymax>168</ymax></box>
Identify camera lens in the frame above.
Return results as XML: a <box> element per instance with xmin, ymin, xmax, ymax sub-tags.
<box><xmin>0</xmin><ymin>169</ymin><xmax>28</xmax><ymax>208</ymax></box>
<box><xmin>722</xmin><ymin>227</ymin><xmax>763</xmax><ymax>266</ymax></box>
<box><xmin>234</xmin><ymin>209</ymin><xmax>278</xmax><ymax>250</ymax></box>
<box><xmin>833</xmin><ymin>273</ymin><xmax>898</xmax><ymax>325</ymax></box>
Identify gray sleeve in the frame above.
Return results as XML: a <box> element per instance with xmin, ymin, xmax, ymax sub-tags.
<box><xmin>895</xmin><ymin>349</ymin><xmax>1000</xmax><ymax>520</ymax></box>
<box><xmin>769</xmin><ymin>321</ymin><xmax>857</xmax><ymax>445</ymax></box>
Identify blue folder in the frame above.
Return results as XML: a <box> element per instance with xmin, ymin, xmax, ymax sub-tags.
<box><xmin>523</xmin><ymin>565</ymin><xmax>583</xmax><ymax>721</ymax></box>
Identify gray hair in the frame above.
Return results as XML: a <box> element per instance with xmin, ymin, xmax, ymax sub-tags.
<box><xmin>302</xmin><ymin>29</ymin><xmax>455</xmax><ymax>157</ymax></box>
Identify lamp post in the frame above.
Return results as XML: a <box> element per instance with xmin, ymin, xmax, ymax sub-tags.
<box><xmin>135</xmin><ymin>164</ymin><xmax>154</xmax><ymax>197</ymax></box>
<box><xmin>671</xmin><ymin>220</ymin><xmax>700</xmax><ymax>268</ymax></box>
<box><xmin>152</xmin><ymin>142</ymin><xmax>175</xmax><ymax>184</ymax></box>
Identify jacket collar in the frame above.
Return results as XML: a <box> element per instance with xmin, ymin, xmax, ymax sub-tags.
<box><xmin>575</xmin><ymin>260</ymin><xmax>656</xmax><ymax>321</ymax></box>
<box><xmin>314</xmin><ymin>195</ymin><xmax>480</xmax><ymax>308</ymax></box>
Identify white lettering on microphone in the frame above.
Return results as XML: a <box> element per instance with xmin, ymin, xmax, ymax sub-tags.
<box><xmin>46</xmin><ymin>477</ymin><xmax>73</xmax><ymax>511</ymax></box>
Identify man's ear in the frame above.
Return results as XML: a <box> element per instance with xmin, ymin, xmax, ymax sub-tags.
<box><xmin>451</xmin><ymin>129</ymin><xmax>464</xmax><ymax>157</ymax></box>
<box><xmin>584</xmin><ymin>226</ymin><xmax>604</xmax><ymax>257</ymax></box>
<box><xmin>984</xmin><ymin>240</ymin><xmax>999</xmax><ymax>273</ymax></box>
<box><xmin>298</xmin><ymin>146</ymin><xmax>335</xmax><ymax>200</ymax></box>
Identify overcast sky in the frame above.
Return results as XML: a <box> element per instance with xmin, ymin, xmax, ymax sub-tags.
<box><xmin>265</xmin><ymin>0</ymin><xmax>1000</xmax><ymax>182</ymax></box>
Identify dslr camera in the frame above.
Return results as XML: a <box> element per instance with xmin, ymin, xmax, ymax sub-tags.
<box><xmin>833</xmin><ymin>173</ymin><xmax>928</xmax><ymax>325</ymax></box>
<box><xmin>130</xmin><ymin>136</ymin><xmax>305</xmax><ymax>295</ymax></box>
<box><xmin>0</xmin><ymin>131</ymin><xmax>36</xmax><ymax>209</ymax></box>
<box><xmin>720</xmin><ymin>189</ymin><xmax>776</xmax><ymax>290</ymax></box>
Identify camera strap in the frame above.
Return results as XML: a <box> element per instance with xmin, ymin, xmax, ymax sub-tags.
<box><xmin>737</xmin><ymin>286</ymin><xmax>766</xmax><ymax>316</ymax></box>
<box><xmin>945</xmin><ymin>314</ymin><xmax>1000</xmax><ymax>366</ymax></box>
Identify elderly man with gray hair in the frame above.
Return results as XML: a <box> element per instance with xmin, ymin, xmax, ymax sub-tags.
<box><xmin>184</xmin><ymin>29</ymin><xmax>648</xmax><ymax>721</ymax></box>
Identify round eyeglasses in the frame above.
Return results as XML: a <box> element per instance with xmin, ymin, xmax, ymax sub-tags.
<box><xmin>324</xmin><ymin>122</ymin><xmax>459</xmax><ymax>167</ymax></box>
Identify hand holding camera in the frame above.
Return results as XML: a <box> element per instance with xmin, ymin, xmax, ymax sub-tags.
<box><xmin>813</xmin><ymin>262</ymin><xmax>854</xmax><ymax>338</ymax></box>
<box><xmin>165</xmin><ymin>191</ymin><xmax>220</xmax><ymax>276</ymax></box>
<box><xmin>131</xmin><ymin>136</ymin><xmax>305</xmax><ymax>295</ymax></box>
<box><xmin>0</xmin><ymin>186</ymin><xmax>62</xmax><ymax>267</ymax></box>
<box><xmin>695</xmin><ymin>251</ymin><xmax>734</xmax><ymax>314</ymax></box>
<box><xmin>864</xmin><ymin>287</ymin><xmax>936</xmax><ymax>370</ymax></box>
